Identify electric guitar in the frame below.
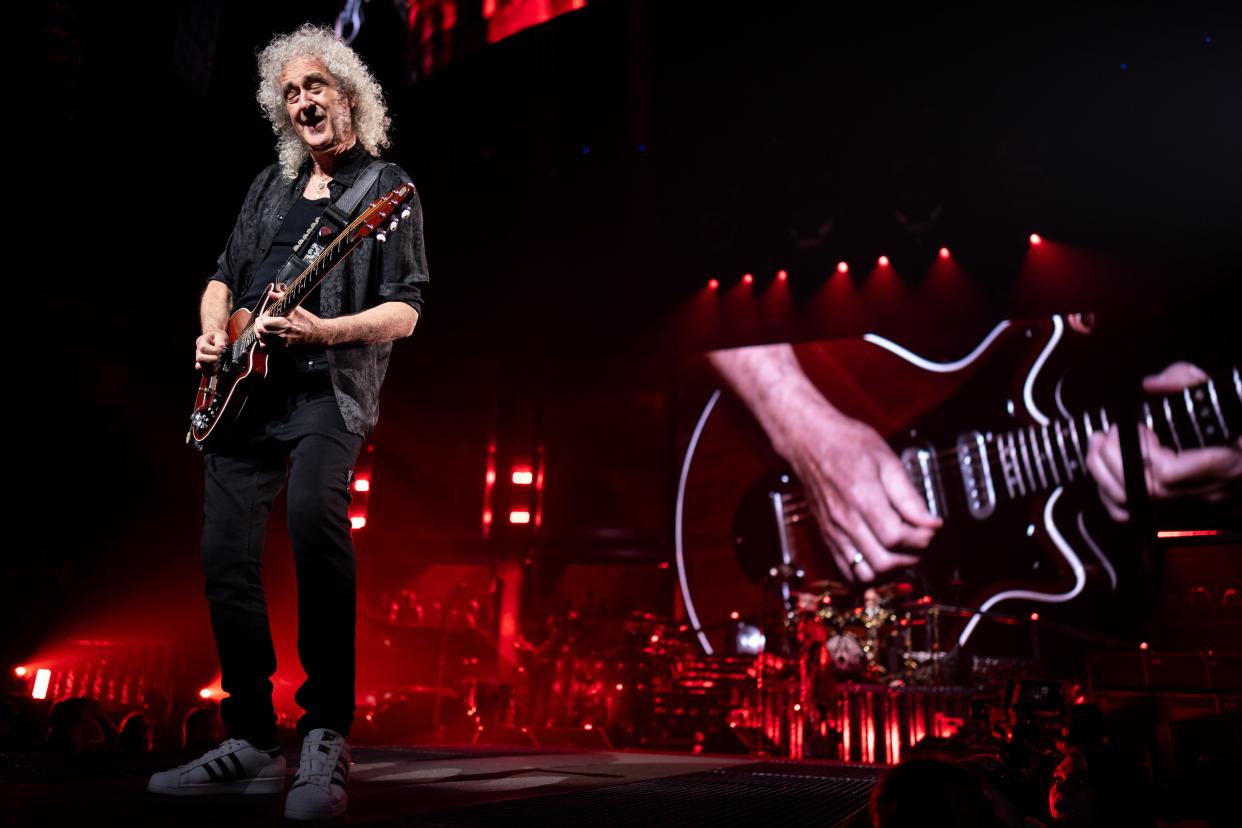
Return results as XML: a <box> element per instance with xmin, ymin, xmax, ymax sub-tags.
<box><xmin>187</xmin><ymin>183</ymin><xmax>416</xmax><ymax>451</ymax></box>
<box><xmin>676</xmin><ymin>315</ymin><xmax>1241</xmax><ymax>654</ymax></box>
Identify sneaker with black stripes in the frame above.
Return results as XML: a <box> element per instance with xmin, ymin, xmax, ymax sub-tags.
<box><xmin>284</xmin><ymin>727</ymin><xmax>350</xmax><ymax>821</ymax></box>
<box><xmin>147</xmin><ymin>737</ymin><xmax>286</xmax><ymax>796</ymax></box>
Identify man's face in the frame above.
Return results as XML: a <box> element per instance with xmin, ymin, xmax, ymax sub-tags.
<box><xmin>280</xmin><ymin>56</ymin><xmax>354</xmax><ymax>154</ymax></box>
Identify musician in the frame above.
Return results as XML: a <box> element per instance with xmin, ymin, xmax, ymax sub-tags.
<box><xmin>148</xmin><ymin>25</ymin><xmax>427</xmax><ymax>821</ymax></box>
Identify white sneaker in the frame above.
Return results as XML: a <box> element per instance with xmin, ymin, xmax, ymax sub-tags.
<box><xmin>147</xmin><ymin>738</ymin><xmax>286</xmax><ymax>796</ymax></box>
<box><xmin>283</xmin><ymin>728</ymin><xmax>350</xmax><ymax>821</ymax></box>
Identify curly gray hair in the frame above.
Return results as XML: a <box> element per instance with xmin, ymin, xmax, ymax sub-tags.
<box><xmin>256</xmin><ymin>24</ymin><xmax>392</xmax><ymax>179</ymax></box>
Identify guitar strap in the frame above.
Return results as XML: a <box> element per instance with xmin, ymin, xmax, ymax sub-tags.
<box><xmin>1118</xmin><ymin>404</ymin><xmax>1152</xmax><ymax>536</ymax></box>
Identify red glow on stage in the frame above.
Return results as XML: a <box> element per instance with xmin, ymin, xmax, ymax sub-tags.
<box><xmin>350</xmin><ymin>516</ymin><xmax>367</xmax><ymax>530</ymax></box>
<box><xmin>616</xmin><ymin>683</ymin><xmax>624</xmax><ymax>691</ymax></box>
<box><xmin>836</xmin><ymin>261</ymin><xmax>849</xmax><ymax>274</ymax></box>
<box><xmin>708</xmin><ymin>278</ymin><xmax>719</xmax><ymax>290</ymax></box>
<box><xmin>877</xmin><ymin>255</ymin><xmax>890</xmax><ymax>267</ymax></box>
<box><xmin>353</xmin><ymin>478</ymin><xmax>370</xmax><ymax>493</ymax></box>
<box><xmin>729</xmin><ymin>611</ymin><xmax>740</xmax><ymax>620</ymax></box>
<box><xmin>938</xmin><ymin>247</ymin><xmax>951</xmax><ymax>259</ymax></box>
<box><xmin>511</xmin><ymin>468</ymin><xmax>533</xmax><ymax>485</ymax></box>
<box><xmin>793</xmin><ymin>703</ymin><xmax>802</xmax><ymax>712</ymax></box>
<box><xmin>658</xmin><ymin>561</ymin><xmax>669</xmax><ymax>570</ymax></box>
<box><xmin>14</xmin><ymin>666</ymin><xmax>27</xmax><ymax>678</ymax></box>
<box><xmin>1139</xmin><ymin>642</ymin><xmax>1149</xmax><ymax>650</ymax></box>
<box><xmin>1029</xmin><ymin>233</ymin><xmax>1043</xmax><ymax>245</ymax></box>
<box><xmin>776</xmin><ymin>269</ymin><xmax>788</xmax><ymax>281</ymax></box>
<box><xmin>583</xmin><ymin>723</ymin><xmax>594</xmax><ymax>730</ymax></box>
<box><xmin>485</xmin><ymin>469</ymin><xmax>496</xmax><ymax>485</ymax></box>
<box><xmin>1030</xmin><ymin>612</ymin><xmax>1040</xmax><ymax>621</ymax></box>
<box><xmin>1157</xmin><ymin>529</ymin><xmax>1223</xmax><ymax>538</ymax></box>
<box><xmin>482</xmin><ymin>509</ymin><xmax>493</xmax><ymax>525</ymax></box>
<box><xmin>649</xmin><ymin>634</ymin><xmax>660</xmax><ymax>644</ymax></box>
<box><xmin>32</xmin><ymin>669</ymin><xmax>51</xmax><ymax>700</ymax></box>
<box><xmin>509</xmin><ymin>510</ymin><xmax>531</xmax><ymax>525</ymax></box>
<box><xmin>199</xmin><ymin>688</ymin><xmax>213</xmax><ymax>699</ymax></box>
<box><xmin>742</xmin><ymin>273</ymin><xmax>754</xmax><ymax>285</ymax></box>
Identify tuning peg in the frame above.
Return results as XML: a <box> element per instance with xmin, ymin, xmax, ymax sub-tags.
<box><xmin>401</xmin><ymin>207</ymin><xmax>411</xmax><ymax>219</ymax></box>
<box><xmin>376</xmin><ymin>232</ymin><xmax>387</xmax><ymax>243</ymax></box>
<box><xmin>389</xmin><ymin>219</ymin><xmax>398</xmax><ymax>231</ymax></box>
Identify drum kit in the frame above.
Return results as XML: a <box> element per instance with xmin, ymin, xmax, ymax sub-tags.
<box><xmin>793</xmin><ymin>580</ymin><xmax>955</xmax><ymax>685</ymax></box>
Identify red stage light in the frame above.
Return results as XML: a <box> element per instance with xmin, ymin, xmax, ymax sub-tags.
<box><xmin>350</xmin><ymin>516</ymin><xmax>367</xmax><ymax>530</ymax></box>
<box><xmin>649</xmin><ymin>634</ymin><xmax>660</xmax><ymax>643</ymax></box>
<box><xmin>938</xmin><ymin>247</ymin><xmax>950</xmax><ymax>259</ymax></box>
<box><xmin>658</xmin><ymin>561</ymin><xmax>670</xmax><ymax>570</ymax></box>
<box><xmin>776</xmin><ymin>269</ymin><xmax>788</xmax><ymax>281</ymax></box>
<box><xmin>482</xmin><ymin>509</ymin><xmax>493</xmax><ymax>525</ymax></box>
<box><xmin>353</xmin><ymin>478</ymin><xmax>370</xmax><ymax>493</ymax></box>
<box><xmin>729</xmin><ymin>611</ymin><xmax>740</xmax><ymax>620</ymax></box>
<box><xmin>511</xmin><ymin>469</ymin><xmax>533</xmax><ymax>485</ymax></box>
<box><xmin>583</xmin><ymin>723</ymin><xmax>594</xmax><ymax>730</ymax></box>
<box><xmin>742</xmin><ymin>273</ymin><xmax>754</xmax><ymax>285</ymax></box>
<box><xmin>708</xmin><ymin>278</ymin><xmax>719</xmax><ymax>290</ymax></box>
<box><xmin>1156</xmin><ymin>529</ymin><xmax>1222</xmax><ymax>538</ymax></box>
<box><xmin>199</xmin><ymin>688</ymin><xmax>213</xmax><ymax>699</ymax></box>
<box><xmin>14</xmin><ymin>666</ymin><xmax>27</xmax><ymax>678</ymax></box>
<box><xmin>32</xmin><ymin>669</ymin><xmax>51</xmax><ymax>700</ymax></box>
<box><xmin>877</xmin><ymin>255</ymin><xmax>890</xmax><ymax>267</ymax></box>
<box><xmin>1029</xmin><ymin>233</ymin><xmax>1043</xmax><ymax>245</ymax></box>
<box><xmin>616</xmin><ymin>683</ymin><xmax>624</xmax><ymax>691</ymax></box>
<box><xmin>1139</xmin><ymin>641</ymin><xmax>1149</xmax><ymax>650</ymax></box>
<box><xmin>793</xmin><ymin>703</ymin><xmax>802</xmax><ymax>712</ymax></box>
<box><xmin>485</xmin><ymin>469</ymin><xmax>496</xmax><ymax>485</ymax></box>
<box><xmin>1030</xmin><ymin>612</ymin><xmax>1040</xmax><ymax>621</ymax></box>
<box><xmin>836</xmin><ymin>261</ymin><xmax>849</xmax><ymax>274</ymax></box>
<box><xmin>509</xmin><ymin>510</ymin><xmax>531</xmax><ymax>525</ymax></box>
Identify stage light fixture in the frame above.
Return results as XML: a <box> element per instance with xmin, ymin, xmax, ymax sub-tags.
<box><xmin>350</xmin><ymin>516</ymin><xmax>367</xmax><ymax>530</ymax></box>
<box><xmin>1029</xmin><ymin>233</ymin><xmax>1043</xmax><ymax>245</ymax></box>
<box><xmin>708</xmin><ymin>278</ymin><xmax>719</xmax><ymax>290</ymax></box>
<box><xmin>742</xmin><ymin>273</ymin><xmax>754</xmax><ymax>285</ymax></box>
<box><xmin>512</xmin><ymin>468</ymin><xmax>534</xmax><ymax>485</ymax></box>
<box><xmin>353</xmin><ymin>478</ymin><xmax>371</xmax><ymax>492</ymax></box>
<box><xmin>837</xmin><ymin>261</ymin><xmax>849</xmax><ymax>274</ymax></box>
<box><xmin>938</xmin><ymin>247</ymin><xmax>951</xmax><ymax>259</ymax></box>
<box><xmin>14</xmin><ymin>666</ymin><xmax>27</xmax><ymax>678</ymax></box>
<box><xmin>776</xmin><ymin>269</ymin><xmax>788</xmax><ymax>281</ymax></box>
<box><xmin>199</xmin><ymin>688</ymin><xmax>213</xmax><ymax>699</ymax></box>
<box><xmin>877</xmin><ymin>255</ymin><xmax>890</xmax><ymax>267</ymax></box>
<box><xmin>509</xmin><ymin>510</ymin><xmax>531</xmax><ymax>525</ymax></box>
<box><xmin>33</xmin><ymin>669</ymin><xmax>51</xmax><ymax>700</ymax></box>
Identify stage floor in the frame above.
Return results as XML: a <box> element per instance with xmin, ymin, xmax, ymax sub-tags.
<box><xmin>2</xmin><ymin>744</ymin><xmax>883</xmax><ymax>826</ymax></box>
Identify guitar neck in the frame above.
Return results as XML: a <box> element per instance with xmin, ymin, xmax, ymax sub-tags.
<box><xmin>229</xmin><ymin>232</ymin><xmax>361</xmax><ymax>356</ymax></box>
<box><xmin>952</xmin><ymin>368</ymin><xmax>1241</xmax><ymax>507</ymax></box>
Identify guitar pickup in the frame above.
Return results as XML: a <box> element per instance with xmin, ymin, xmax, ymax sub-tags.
<box><xmin>956</xmin><ymin>430</ymin><xmax>996</xmax><ymax>520</ymax></box>
<box><xmin>901</xmin><ymin>444</ymin><xmax>947</xmax><ymax>520</ymax></box>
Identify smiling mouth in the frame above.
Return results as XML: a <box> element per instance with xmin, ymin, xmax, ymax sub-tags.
<box><xmin>300</xmin><ymin>110</ymin><xmax>326</xmax><ymax>129</ymax></box>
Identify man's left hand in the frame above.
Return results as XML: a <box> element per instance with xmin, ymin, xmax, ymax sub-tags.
<box><xmin>255</xmin><ymin>284</ymin><xmax>333</xmax><ymax>348</ymax></box>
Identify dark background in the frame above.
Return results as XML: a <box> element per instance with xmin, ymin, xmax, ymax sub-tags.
<box><xmin>18</xmin><ymin>1</ymin><xmax>1239</xmax><ymax>681</ymax></box>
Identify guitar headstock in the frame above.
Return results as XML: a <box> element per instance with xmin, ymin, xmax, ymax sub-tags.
<box><xmin>352</xmin><ymin>182</ymin><xmax>416</xmax><ymax>243</ymax></box>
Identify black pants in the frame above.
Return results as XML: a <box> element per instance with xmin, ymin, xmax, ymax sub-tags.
<box><xmin>199</xmin><ymin>375</ymin><xmax>363</xmax><ymax>746</ymax></box>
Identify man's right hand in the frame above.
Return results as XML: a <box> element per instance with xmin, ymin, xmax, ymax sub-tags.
<box><xmin>195</xmin><ymin>330</ymin><xmax>230</xmax><ymax>373</ymax></box>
